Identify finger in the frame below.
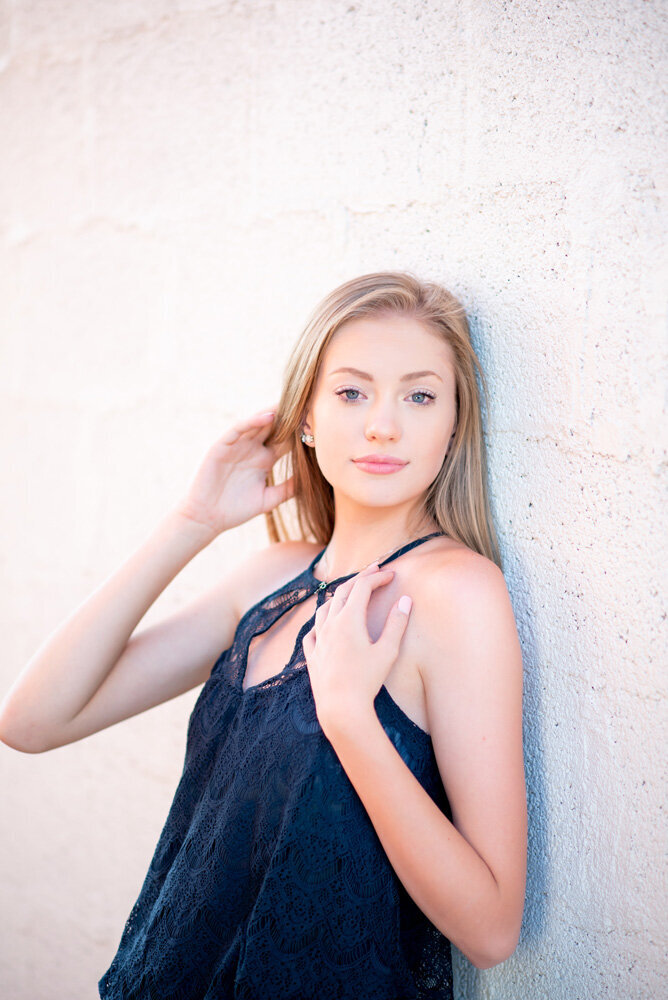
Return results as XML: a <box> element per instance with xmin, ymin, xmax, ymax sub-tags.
<box><xmin>345</xmin><ymin>570</ymin><xmax>395</xmax><ymax>620</ymax></box>
<box><xmin>322</xmin><ymin>561</ymin><xmax>375</xmax><ymax>611</ymax></box>
<box><xmin>328</xmin><ymin>575</ymin><xmax>357</xmax><ymax>606</ymax></box>
<box><xmin>302</xmin><ymin>626</ymin><xmax>316</xmax><ymax>661</ymax></box>
<box><xmin>329</xmin><ymin>560</ymin><xmax>388</xmax><ymax>609</ymax></box>
<box><xmin>219</xmin><ymin>410</ymin><xmax>276</xmax><ymax>446</ymax></box>
<box><xmin>330</xmin><ymin>569</ymin><xmax>367</xmax><ymax>608</ymax></box>
<box><xmin>262</xmin><ymin>476</ymin><xmax>295</xmax><ymax>512</ymax></box>
<box><xmin>377</xmin><ymin>595</ymin><xmax>412</xmax><ymax>653</ymax></box>
<box><xmin>313</xmin><ymin>596</ymin><xmax>335</xmax><ymax>635</ymax></box>
<box><xmin>256</xmin><ymin>415</ymin><xmax>284</xmax><ymax>445</ymax></box>
<box><xmin>328</xmin><ymin>583</ymin><xmax>349</xmax><ymax>613</ymax></box>
<box><xmin>241</xmin><ymin>414</ymin><xmax>282</xmax><ymax>450</ymax></box>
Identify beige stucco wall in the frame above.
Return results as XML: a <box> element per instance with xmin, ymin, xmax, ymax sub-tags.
<box><xmin>1</xmin><ymin>2</ymin><xmax>666</xmax><ymax>997</ymax></box>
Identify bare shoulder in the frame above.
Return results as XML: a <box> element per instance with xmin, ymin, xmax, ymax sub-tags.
<box><xmin>231</xmin><ymin>538</ymin><xmax>322</xmax><ymax>620</ymax></box>
<box><xmin>406</xmin><ymin>540</ymin><xmax>521</xmax><ymax>684</ymax></box>
<box><xmin>415</xmin><ymin>542</ymin><xmax>510</xmax><ymax>614</ymax></box>
<box><xmin>406</xmin><ymin>542</ymin><xmax>527</xmax><ymax>955</ymax></box>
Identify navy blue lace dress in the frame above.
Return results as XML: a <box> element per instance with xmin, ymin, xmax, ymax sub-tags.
<box><xmin>98</xmin><ymin>533</ymin><xmax>454</xmax><ymax>1000</ymax></box>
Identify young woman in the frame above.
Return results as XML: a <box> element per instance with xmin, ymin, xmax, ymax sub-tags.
<box><xmin>0</xmin><ymin>272</ymin><xmax>527</xmax><ymax>999</ymax></box>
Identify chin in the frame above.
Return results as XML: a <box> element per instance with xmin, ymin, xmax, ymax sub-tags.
<box><xmin>333</xmin><ymin>479</ymin><xmax>429</xmax><ymax>511</ymax></box>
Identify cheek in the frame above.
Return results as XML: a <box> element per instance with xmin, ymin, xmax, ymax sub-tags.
<box><xmin>314</xmin><ymin>398</ymin><xmax>354</xmax><ymax>441</ymax></box>
<box><xmin>310</xmin><ymin>401</ymin><xmax>349</xmax><ymax>467</ymax></box>
<box><xmin>418</xmin><ymin>425</ymin><xmax>451</xmax><ymax>472</ymax></box>
<box><xmin>312</xmin><ymin>393</ymin><xmax>335</xmax><ymax>425</ymax></box>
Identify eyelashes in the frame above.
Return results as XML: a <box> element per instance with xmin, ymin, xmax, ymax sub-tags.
<box><xmin>409</xmin><ymin>391</ymin><xmax>436</xmax><ymax>405</ymax></box>
<box><xmin>334</xmin><ymin>387</ymin><xmax>436</xmax><ymax>406</ymax></box>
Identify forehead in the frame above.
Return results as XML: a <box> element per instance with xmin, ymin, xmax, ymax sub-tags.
<box><xmin>322</xmin><ymin>313</ymin><xmax>454</xmax><ymax>374</ymax></box>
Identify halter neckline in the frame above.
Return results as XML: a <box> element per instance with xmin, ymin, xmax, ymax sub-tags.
<box><xmin>307</xmin><ymin>530</ymin><xmax>445</xmax><ymax>589</ymax></box>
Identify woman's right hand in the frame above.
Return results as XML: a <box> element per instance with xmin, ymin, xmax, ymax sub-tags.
<box><xmin>172</xmin><ymin>409</ymin><xmax>295</xmax><ymax>541</ymax></box>
<box><xmin>0</xmin><ymin>408</ymin><xmax>296</xmax><ymax>754</ymax></box>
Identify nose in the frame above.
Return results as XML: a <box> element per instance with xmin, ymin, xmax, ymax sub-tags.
<box><xmin>364</xmin><ymin>396</ymin><xmax>401</xmax><ymax>443</ymax></box>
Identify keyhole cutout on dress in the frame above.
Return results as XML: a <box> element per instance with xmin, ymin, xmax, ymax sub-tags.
<box><xmin>242</xmin><ymin>593</ymin><xmax>319</xmax><ymax>694</ymax></box>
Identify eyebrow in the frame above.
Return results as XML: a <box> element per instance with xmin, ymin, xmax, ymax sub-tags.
<box><xmin>328</xmin><ymin>366</ymin><xmax>443</xmax><ymax>383</ymax></box>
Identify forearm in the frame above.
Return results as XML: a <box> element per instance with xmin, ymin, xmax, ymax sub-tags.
<box><xmin>327</xmin><ymin>710</ymin><xmax>519</xmax><ymax>968</ymax></box>
<box><xmin>0</xmin><ymin>510</ymin><xmax>214</xmax><ymax>747</ymax></box>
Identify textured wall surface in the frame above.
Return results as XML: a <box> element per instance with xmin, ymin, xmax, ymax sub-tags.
<box><xmin>0</xmin><ymin>2</ymin><xmax>666</xmax><ymax>998</ymax></box>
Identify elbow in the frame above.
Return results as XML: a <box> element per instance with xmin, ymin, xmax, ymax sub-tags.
<box><xmin>453</xmin><ymin>874</ymin><xmax>526</xmax><ymax>969</ymax></box>
<box><xmin>0</xmin><ymin>725</ymin><xmax>50</xmax><ymax>754</ymax></box>
<box><xmin>0</xmin><ymin>729</ymin><xmax>48</xmax><ymax>754</ymax></box>
<box><xmin>0</xmin><ymin>704</ymin><xmax>51</xmax><ymax>754</ymax></box>
<box><xmin>464</xmin><ymin>926</ymin><xmax>521</xmax><ymax>970</ymax></box>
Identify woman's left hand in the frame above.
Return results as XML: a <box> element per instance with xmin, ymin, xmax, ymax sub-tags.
<box><xmin>302</xmin><ymin>564</ymin><xmax>413</xmax><ymax>741</ymax></box>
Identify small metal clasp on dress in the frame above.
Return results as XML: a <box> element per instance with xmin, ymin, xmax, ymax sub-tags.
<box><xmin>317</xmin><ymin>580</ymin><xmax>327</xmax><ymax>591</ymax></box>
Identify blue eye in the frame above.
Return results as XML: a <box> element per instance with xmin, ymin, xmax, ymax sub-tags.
<box><xmin>336</xmin><ymin>388</ymin><xmax>362</xmax><ymax>402</ymax></box>
<box><xmin>410</xmin><ymin>391</ymin><xmax>435</xmax><ymax>405</ymax></box>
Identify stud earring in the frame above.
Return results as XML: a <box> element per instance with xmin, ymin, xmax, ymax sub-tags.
<box><xmin>301</xmin><ymin>432</ymin><xmax>314</xmax><ymax>445</ymax></box>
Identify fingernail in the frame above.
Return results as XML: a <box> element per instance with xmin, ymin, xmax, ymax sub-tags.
<box><xmin>398</xmin><ymin>595</ymin><xmax>412</xmax><ymax>615</ymax></box>
<box><xmin>259</xmin><ymin>411</ymin><xmax>276</xmax><ymax>418</ymax></box>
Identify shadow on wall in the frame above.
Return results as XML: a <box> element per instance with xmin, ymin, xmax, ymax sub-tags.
<box><xmin>517</xmin><ymin>552</ymin><xmax>550</xmax><ymax>942</ymax></box>
<box><xmin>453</xmin><ymin>541</ymin><xmax>549</xmax><ymax>999</ymax></box>
<box><xmin>464</xmin><ymin>305</ymin><xmax>549</xmax><ymax>997</ymax></box>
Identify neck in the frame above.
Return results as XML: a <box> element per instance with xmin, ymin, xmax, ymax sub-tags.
<box><xmin>316</xmin><ymin>499</ymin><xmax>439</xmax><ymax>581</ymax></box>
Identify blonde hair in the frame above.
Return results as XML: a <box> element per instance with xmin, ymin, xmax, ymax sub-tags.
<box><xmin>265</xmin><ymin>271</ymin><xmax>502</xmax><ymax>568</ymax></box>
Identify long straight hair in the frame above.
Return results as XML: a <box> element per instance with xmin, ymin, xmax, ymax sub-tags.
<box><xmin>264</xmin><ymin>272</ymin><xmax>502</xmax><ymax>569</ymax></box>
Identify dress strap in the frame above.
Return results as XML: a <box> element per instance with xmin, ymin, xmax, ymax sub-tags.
<box><xmin>307</xmin><ymin>530</ymin><xmax>445</xmax><ymax>588</ymax></box>
<box><xmin>376</xmin><ymin>531</ymin><xmax>445</xmax><ymax>568</ymax></box>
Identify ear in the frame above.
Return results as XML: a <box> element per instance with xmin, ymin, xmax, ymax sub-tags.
<box><xmin>301</xmin><ymin>404</ymin><xmax>314</xmax><ymax>434</ymax></box>
<box><xmin>300</xmin><ymin>409</ymin><xmax>315</xmax><ymax>446</ymax></box>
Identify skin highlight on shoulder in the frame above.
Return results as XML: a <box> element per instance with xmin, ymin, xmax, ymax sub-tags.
<box><xmin>391</xmin><ymin>539</ymin><xmax>508</xmax><ymax>683</ymax></box>
<box><xmin>412</xmin><ymin>544</ymin><xmax>520</xmax><ymax>696</ymax></box>
<box><xmin>410</xmin><ymin>540</ymin><xmax>505</xmax><ymax>609</ymax></box>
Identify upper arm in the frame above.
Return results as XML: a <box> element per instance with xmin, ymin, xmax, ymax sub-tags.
<box><xmin>52</xmin><ymin>540</ymin><xmax>317</xmax><ymax>749</ymax></box>
<box><xmin>421</xmin><ymin>554</ymin><xmax>527</xmax><ymax>926</ymax></box>
<box><xmin>49</xmin><ymin>572</ymin><xmax>243</xmax><ymax>749</ymax></box>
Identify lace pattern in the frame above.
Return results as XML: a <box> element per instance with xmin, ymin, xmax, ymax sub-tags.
<box><xmin>99</xmin><ymin>534</ymin><xmax>454</xmax><ymax>999</ymax></box>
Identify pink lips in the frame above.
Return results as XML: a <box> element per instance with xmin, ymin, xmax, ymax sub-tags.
<box><xmin>353</xmin><ymin>455</ymin><xmax>408</xmax><ymax>475</ymax></box>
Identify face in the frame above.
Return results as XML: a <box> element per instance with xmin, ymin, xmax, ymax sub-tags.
<box><xmin>304</xmin><ymin>312</ymin><xmax>457</xmax><ymax>520</ymax></box>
